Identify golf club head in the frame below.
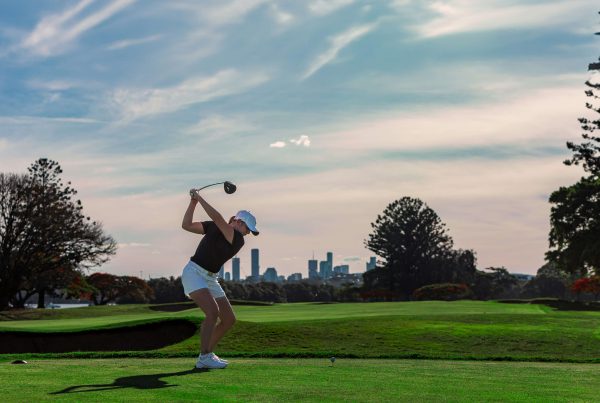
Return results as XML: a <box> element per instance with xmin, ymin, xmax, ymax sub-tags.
<box><xmin>224</xmin><ymin>181</ymin><xmax>237</xmax><ymax>194</ymax></box>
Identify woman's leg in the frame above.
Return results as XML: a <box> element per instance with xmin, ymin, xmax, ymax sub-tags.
<box><xmin>208</xmin><ymin>296</ymin><xmax>236</xmax><ymax>352</ymax></box>
<box><xmin>189</xmin><ymin>288</ymin><xmax>219</xmax><ymax>355</ymax></box>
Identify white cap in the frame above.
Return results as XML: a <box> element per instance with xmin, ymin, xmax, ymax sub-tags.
<box><xmin>235</xmin><ymin>210</ymin><xmax>259</xmax><ymax>235</ymax></box>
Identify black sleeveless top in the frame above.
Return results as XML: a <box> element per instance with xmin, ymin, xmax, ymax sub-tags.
<box><xmin>190</xmin><ymin>221</ymin><xmax>245</xmax><ymax>273</ymax></box>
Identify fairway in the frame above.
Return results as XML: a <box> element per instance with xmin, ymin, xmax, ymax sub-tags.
<box><xmin>2</xmin><ymin>301</ymin><xmax>600</xmax><ymax>362</ymax></box>
<box><xmin>1</xmin><ymin>358</ymin><xmax>598</xmax><ymax>402</ymax></box>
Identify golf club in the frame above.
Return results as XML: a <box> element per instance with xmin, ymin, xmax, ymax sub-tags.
<box><xmin>191</xmin><ymin>181</ymin><xmax>237</xmax><ymax>195</ymax></box>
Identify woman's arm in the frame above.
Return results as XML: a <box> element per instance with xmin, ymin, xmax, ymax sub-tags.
<box><xmin>181</xmin><ymin>198</ymin><xmax>205</xmax><ymax>234</ymax></box>
<box><xmin>191</xmin><ymin>190</ymin><xmax>235</xmax><ymax>243</ymax></box>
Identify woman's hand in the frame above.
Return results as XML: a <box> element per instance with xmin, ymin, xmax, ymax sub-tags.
<box><xmin>189</xmin><ymin>189</ymin><xmax>200</xmax><ymax>201</ymax></box>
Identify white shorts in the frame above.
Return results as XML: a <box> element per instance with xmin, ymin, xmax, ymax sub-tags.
<box><xmin>181</xmin><ymin>260</ymin><xmax>226</xmax><ymax>299</ymax></box>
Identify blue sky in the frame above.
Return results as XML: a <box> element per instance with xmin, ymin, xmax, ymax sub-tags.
<box><xmin>0</xmin><ymin>0</ymin><xmax>597</xmax><ymax>278</ymax></box>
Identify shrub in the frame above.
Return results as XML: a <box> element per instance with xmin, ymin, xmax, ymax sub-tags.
<box><xmin>412</xmin><ymin>283</ymin><xmax>473</xmax><ymax>301</ymax></box>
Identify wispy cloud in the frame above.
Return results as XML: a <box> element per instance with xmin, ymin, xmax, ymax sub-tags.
<box><xmin>20</xmin><ymin>0</ymin><xmax>136</xmax><ymax>57</ymax></box>
<box><xmin>0</xmin><ymin>139</ymin><xmax>8</xmax><ymax>151</ymax></box>
<box><xmin>413</xmin><ymin>0</ymin><xmax>594</xmax><ymax>38</ymax></box>
<box><xmin>111</xmin><ymin>69</ymin><xmax>269</xmax><ymax>121</ymax></box>
<box><xmin>270</xmin><ymin>135</ymin><xmax>311</xmax><ymax>148</ymax></box>
<box><xmin>302</xmin><ymin>23</ymin><xmax>377</xmax><ymax>80</ymax></box>
<box><xmin>270</xmin><ymin>141</ymin><xmax>286</xmax><ymax>148</ymax></box>
<box><xmin>106</xmin><ymin>34</ymin><xmax>162</xmax><ymax>50</ymax></box>
<box><xmin>0</xmin><ymin>116</ymin><xmax>99</xmax><ymax>125</ymax></box>
<box><xmin>309</xmin><ymin>0</ymin><xmax>354</xmax><ymax>16</ymax></box>
<box><xmin>290</xmin><ymin>135</ymin><xmax>311</xmax><ymax>147</ymax></box>
<box><xmin>172</xmin><ymin>0</ymin><xmax>270</xmax><ymax>27</ymax></box>
<box><xmin>184</xmin><ymin>114</ymin><xmax>255</xmax><ymax>135</ymax></box>
<box><xmin>27</xmin><ymin>79</ymin><xmax>79</xmax><ymax>91</ymax></box>
<box><xmin>269</xmin><ymin>4</ymin><xmax>294</xmax><ymax>25</ymax></box>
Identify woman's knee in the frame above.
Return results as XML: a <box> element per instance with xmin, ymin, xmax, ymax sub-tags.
<box><xmin>221</xmin><ymin>313</ymin><xmax>236</xmax><ymax>329</ymax></box>
<box><xmin>203</xmin><ymin>307</ymin><xmax>220</xmax><ymax>323</ymax></box>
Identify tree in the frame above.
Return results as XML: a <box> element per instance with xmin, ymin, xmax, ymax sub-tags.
<box><xmin>25</xmin><ymin>158</ymin><xmax>117</xmax><ymax>308</ymax></box>
<box><xmin>564</xmin><ymin>30</ymin><xmax>600</xmax><ymax>178</ymax></box>
<box><xmin>548</xmin><ymin>27</ymin><xmax>600</xmax><ymax>276</ymax></box>
<box><xmin>147</xmin><ymin>276</ymin><xmax>187</xmax><ymax>304</ymax></box>
<box><xmin>0</xmin><ymin>173</ymin><xmax>37</xmax><ymax>309</ymax></box>
<box><xmin>547</xmin><ymin>177</ymin><xmax>600</xmax><ymax>275</ymax></box>
<box><xmin>364</xmin><ymin>197</ymin><xmax>456</xmax><ymax>297</ymax></box>
<box><xmin>571</xmin><ymin>276</ymin><xmax>600</xmax><ymax>300</ymax></box>
<box><xmin>471</xmin><ymin>267</ymin><xmax>518</xmax><ymax>300</ymax></box>
<box><xmin>522</xmin><ymin>262</ymin><xmax>569</xmax><ymax>299</ymax></box>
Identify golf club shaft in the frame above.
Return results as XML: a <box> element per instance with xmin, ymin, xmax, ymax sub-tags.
<box><xmin>194</xmin><ymin>182</ymin><xmax>225</xmax><ymax>192</ymax></box>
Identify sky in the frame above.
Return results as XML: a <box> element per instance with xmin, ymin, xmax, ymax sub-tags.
<box><xmin>0</xmin><ymin>0</ymin><xmax>598</xmax><ymax>279</ymax></box>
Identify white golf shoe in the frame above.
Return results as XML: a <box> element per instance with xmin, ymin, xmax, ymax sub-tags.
<box><xmin>196</xmin><ymin>353</ymin><xmax>227</xmax><ymax>369</ymax></box>
<box><xmin>212</xmin><ymin>353</ymin><xmax>229</xmax><ymax>364</ymax></box>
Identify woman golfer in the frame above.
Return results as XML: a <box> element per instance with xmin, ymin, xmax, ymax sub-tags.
<box><xmin>181</xmin><ymin>189</ymin><xmax>258</xmax><ymax>369</ymax></box>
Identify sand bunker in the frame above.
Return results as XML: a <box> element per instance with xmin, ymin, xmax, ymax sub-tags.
<box><xmin>0</xmin><ymin>319</ymin><xmax>197</xmax><ymax>354</ymax></box>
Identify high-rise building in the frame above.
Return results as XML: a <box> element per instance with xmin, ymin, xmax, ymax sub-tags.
<box><xmin>263</xmin><ymin>267</ymin><xmax>278</xmax><ymax>282</ymax></box>
<box><xmin>334</xmin><ymin>265</ymin><xmax>349</xmax><ymax>275</ymax></box>
<box><xmin>232</xmin><ymin>256</ymin><xmax>240</xmax><ymax>281</ymax></box>
<box><xmin>225</xmin><ymin>272</ymin><xmax>231</xmax><ymax>281</ymax></box>
<box><xmin>288</xmin><ymin>273</ymin><xmax>302</xmax><ymax>282</ymax></box>
<box><xmin>366</xmin><ymin>257</ymin><xmax>377</xmax><ymax>271</ymax></box>
<box><xmin>308</xmin><ymin>259</ymin><xmax>318</xmax><ymax>279</ymax></box>
<box><xmin>327</xmin><ymin>251</ymin><xmax>333</xmax><ymax>271</ymax></box>
<box><xmin>251</xmin><ymin>248</ymin><xmax>260</xmax><ymax>280</ymax></box>
<box><xmin>319</xmin><ymin>260</ymin><xmax>331</xmax><ymax>279</ymax></box>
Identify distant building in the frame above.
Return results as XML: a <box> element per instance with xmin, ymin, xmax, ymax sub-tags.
<box><xmin>327</xmin><ymin>252</ymin><xmax>333</xmax><ymax>271</ymax></box>
<box><xmin>232</xmin><ymin>257</ymin><xmax>240</xmax><ymax>281</ymax></box>
<box><xmin>263</xmin><ymin>267</ymin><xmax>278</xmax><ymax>282</ymax></box>
<box><xmin>287</xmin><ymin>273</ymin><xmax>302</xmax><ymax>282</ymax></box>
<box><xmin>320</xmin><ymin>260</ymin><xmax>331</xmax><ymax>279</ymax></box>
<box><xmin>219</xmin><ymin>265</ymin><xmax>225</xmax><ymax>278</ymax></box>
<box><xmin>333</xmin><ymin>265</ymin><xmax>349</xmax><ymax>275</ymax></box>
<box><xmin>366</xmin><ymin>257</ymin><xmax>377</xmax><ymax>271</ymax></box>
<box><xmin>225</xmin><ymin>272</ymin><xmax>231</xmax><ymax>281</ymax></box>
<box><xmin>308</xmin><ymin>259</ymin><xmax>318</xmax><ymax>279</ymax></box>
<box><xmin>511</xmin><ymin>273</ymin><xmax>535</xmax><ymax>281</ymax></box>
<box><xmin>251</xmin><ymin>248</ymin><xmax>260</xmax><ymax>281</ymax></box>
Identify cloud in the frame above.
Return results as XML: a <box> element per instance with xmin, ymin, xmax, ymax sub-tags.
<box><xmin>173</xmin><ymin>0</ymin><xmax>270</xmax><ymax>27</ymax></box>
<box><xmin>27</xmin><ymin>80</ymin><xmax>79</xmax><ymax>91</ymax></box>
<box><xmin>184</xmin><ymin>114</ymin><xmax>254</xmax><ymax>135</ymax></box>
<box><xmin>412</xmin><ymin>0</ymin><xmax>595</xmax><ymax>38</ymax></box>
<box><xmin>302</xmin><ymin>23</ymin><xmax>377</xmax><ymax>79</ymax></box>
<box><xmin>0</xmin><ymin>116</ymin><xmax>99</xmax><ymax>125</ymax></box>
<box><xmin>111</xmin><ymin>69</ymin><xmax>269</xmax><ymax>121</ymax></box>
<box><xmin>270</xmin><ymin>135</ymin><xmax>311</xmax><ymax>148</ymax></box>
<box><xmin>0</xmin><ymin>138</ymin><xmax>7</xmax><ymax>151</ymax></box>
<box><xmin>106</xmin><ymin>34</ymin><xmax>162</xmax><ymax>50</ymax></box>
<box><xmin>317</xmin><ymin>85</ymin><xmax>584</xmax><ymax>153</ymax></box>
<box><xmin>309</xmin><ymin>0</ymin><xmax>354</xmax><ymax>16</ymax></box>
<box><xmin>290</xmin><ymin>135</ymin><xmax>311</xmax><ymax>147</ymax></box>
<box><xmin>270</xmin><ymin>4</ymin><xmax>294</xmax><ymax>25</ymax></box>
<box><xmin>20</xmin><ymin>0</ymin><xmax>136</xmax><ymax>57</ymax></box>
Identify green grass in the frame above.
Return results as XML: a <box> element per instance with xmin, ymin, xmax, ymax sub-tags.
<box><xmin>1</xmin><ymin>358</ymin><xmax>598</xmax><ymax>402</ymax></box>
<box><xmin>2</xmin><ymin>301</ymin><xmax>600</xmax><ymax>362</ymax></box>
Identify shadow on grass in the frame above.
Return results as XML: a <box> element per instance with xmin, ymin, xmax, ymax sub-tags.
<box><xmin>50</xmin><ymin>368</ymin><xmax>207</xmax><ymax>394</ymax></box>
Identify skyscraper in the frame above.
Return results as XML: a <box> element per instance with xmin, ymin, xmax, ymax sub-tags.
<box><xmin>232</xmin><ymin>256</ymin><xmax>240</xmax><ymax>281</ymax></box>
<box><xmin>327</xmin><ymin>252</ymin><xmax>333</xmax><ymax>273</ymax></box>
<box><xmin>366</xmin><ymin>257</ymin><xmax>377</xmax><ymax>271</ymax></box>
<box><xmin>251</xmin><ymin>248</ymin><xmax>260</xmax><ymax>280</ymax></box>
<box><xmin>263</xmin><ymin>267</ymin><xmax>278</xmax><ymax>282</ymax></box>
<box><xmin>308</xmin><ymin>259</ymin><xmax>318</xmax><ymax>279</ymax></box>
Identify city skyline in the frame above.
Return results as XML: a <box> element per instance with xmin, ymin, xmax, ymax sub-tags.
<box><xmin>0</xmin><ymin>1</ymin><xmax>597</xmax><ymax>278</ymax></box>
